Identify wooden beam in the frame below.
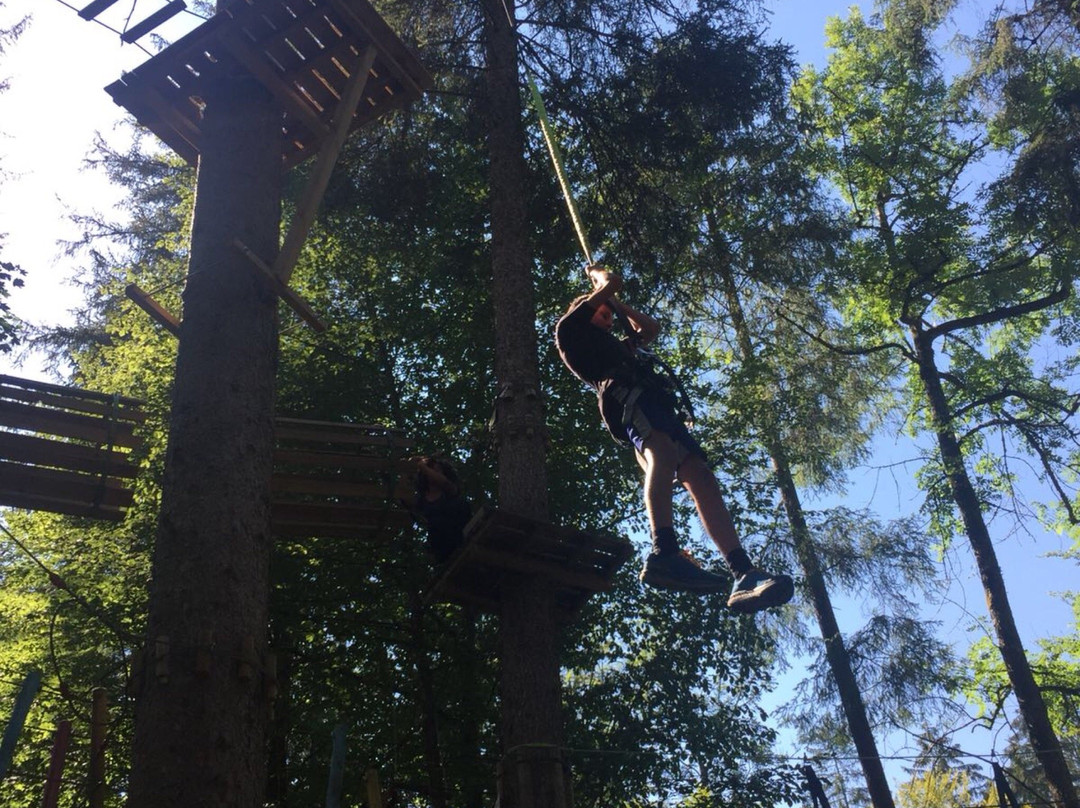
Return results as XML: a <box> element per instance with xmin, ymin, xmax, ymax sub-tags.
<box><xmin>273</xmin><ymin>44</ymin><xmax>377</xmax><ymax>283</ymax></box>
<box><xmin>232</xmin><ymin>240</ymin><xmax>327</xmax><ymax>332</ymax></box>
<box><xmin>126</xmin><ymin>283</ymin><xmax>181</xmax><ymax>337</ymax></box>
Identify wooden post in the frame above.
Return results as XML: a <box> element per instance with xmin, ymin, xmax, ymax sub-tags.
<box><xmin>41</xmin><ymin>720</ymin><xmax>72</xmax><ymax>808</ymax></box>
<box><xmin>324</xmin><ymin>724</ymin><xmax>347</xmax><ymax>808</ymax></box>
<box><xmin>365</xmin><ymin>768</ymin><xmax>384</xmax><ymax>808</ymax></box>
<box><xmin>125</xmin><ymin>283</ymin><xmax>181</xmax><ymax>337</ymax></box>
<box><xmin>89</xmin><ymin>688</ymin><xmax>108</xmax><ymax>808</ymax></box>
<box><xmin>0</xmin><ymin>670</ymin><xmax>42</xmax><ymax>779</ymax></box>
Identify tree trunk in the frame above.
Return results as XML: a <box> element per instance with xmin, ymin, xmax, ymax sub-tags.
<box><xmin>127</xmin><ymin>57</ymin><xmax>282</xmax><ymax>808</ymax></box>
<box><xmin>719</xmin><ymin>262</ymin><xmax>897</xmax><ymax>808</ymax></box>
<box><xmin>911</xmin><ymin>327</ymin><xmax>1079</xmax><ymax>808</ymax></box>
<box><xmin>408</xmin><ymin>595</ymin><xmax>448</xmax><ymax>808</ymax></box>
<box><xmin>480</xmin><ymin>1</ymin><xmax>567</xmax><ymax>806</ymax></box>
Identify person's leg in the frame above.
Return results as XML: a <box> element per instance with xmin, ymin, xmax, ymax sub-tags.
<box><xmin>638</xmin><ymin>431</ymin><xmax>679</xmax><ymax>540</ymax></box>
<box><xmin>676</xmin><ymin>448</ymin><xmax>795</xmax><ymax>612</ymax></box>
<box><xmin>636</xmin><ymin>431</ymin><xmax>726</xmax><ymax>592</ymax></box>
<box><xmin>676</xmin><ymin>454</ymin><xmax>741</xmax><ymax>556</ymax></box>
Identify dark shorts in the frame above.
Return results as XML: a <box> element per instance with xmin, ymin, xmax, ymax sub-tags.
<box><xmin>621</xmin><ymin>388</ymin><xmax>707</xmax><ymax>461</ymax></box>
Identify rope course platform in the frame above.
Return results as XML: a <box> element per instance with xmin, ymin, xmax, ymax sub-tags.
<box><xmin>0</xmin><ymin>375</ymin><xmax>145</xmax><ymax>522</ymax></box>
<box><xmin>427</xmin><ymin>508</ymin><xmax>633</xmax><ymax>619</ymax></box>
<box><xmin>270</xmin><ymin>416</ymin><xmax>414</xmax><ymax>540</ymax></box>
<box><xmin>105</xmin><ymin>0</ymin><xmax>433</xmax><ymax>169</ymax></box>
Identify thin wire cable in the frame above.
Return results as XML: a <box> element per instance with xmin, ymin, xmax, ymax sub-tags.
<box><xmin>0</xmin><ymin>520</ymin><xmax>137</xmax><ymax>644</ymax></box>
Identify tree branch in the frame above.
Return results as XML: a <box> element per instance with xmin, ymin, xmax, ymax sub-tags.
<box><xmin>925</xmin><ymin>284</ymin><xmax>1071</xmax><ymax>341</ymax></box>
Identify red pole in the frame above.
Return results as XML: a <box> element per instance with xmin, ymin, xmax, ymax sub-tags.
<box><xmin>41</xmin><ymin>720</ymin><xmax>72</xmax><ymax>808</ymax></box>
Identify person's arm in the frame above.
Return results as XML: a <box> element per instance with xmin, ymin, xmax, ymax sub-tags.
<box><xmin>417</xmin><ymin>458</ymin><xmax>459</xmax><ymax>496</ymax></box>
<box><xmin>611</xmin><ymin>297</ymin><xmax>660</xmax><ymax>345</ymax></box>
<box><xmin>584</xmin><ymin>265</ymin><xmax>624</xmax><ymax>308</ymax></box>
<box><xmin>586</xmin><ymin>266</ymin><xmax>660</xmax><ymax>345</ymax></box>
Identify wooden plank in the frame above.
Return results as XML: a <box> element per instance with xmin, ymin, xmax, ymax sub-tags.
<box><xmin>0</xmin><ymin>460</ymin><xmax>134</xmax><ymax>509</ymax></box>
<box><xmin>121</xmin><ymin>1</ymin><xmax>187</xmax><ymax>44</ymax></box>
<box><xmin>325</xmin><ymin>0</ymin><xmax>431</xmax><ymax>98</ymax></box>
<box><xmin>271</xmin><ymin>521</ymin><xmax>383</xmax><ymax>540</ymax></box>
<box><xmin>216</xmin><ymin>28</ymin><xmax>332</xmax><ymax>141</ymax></box>
<box><xmin>270</xmin><ymin>474</ymin><xmax>392</xmax><ymax>500</ymax></box>
<box><xmin>469</xmin><ymin>546</ymin><xmax>611</xmax><ymax>592</ymax></box>
<box><xmin>106</xmin><ymin>78</ymin><xmax>201</xmax><ymax>165</ymax></box>
<box><xmin>0</xmin><ymin>384</ymin><xmax>145</xmax><ymax>424</ymax></box>
<box><xmin>0</xmin><ymin>432</ymin><xmax>137</xmax><ymax>479</ymax></box>
<box><xmin>274</xmin><ymin>44</ymin><xmax>376</xmax><ymax>283</ymax></box>
<box><xmin>473</xmin><ymin>510</ymin><xmax>630</xmax><ymax>573</ymax></box>
<box><xmin>79</xmin><ymin>0</ymin><xmax>120</xmax><ymax>19</ymax></box>
<box><xmin>126</xmin><ymin>83</ymin><xmax>204</xmax><ymax>161</ymax></box>
<box><xmin>233</xmin><ymin>239</ymin><xmax>328</xmax><ymax>332</ymax></box>
<box><xmin>273</xmin><ymin>447</ymin><xmax>409</xmax><ymax>474</ymax></box>
<box><xmin>275</xmin><ymin>417</ymin><xmax>410</xmax><ymax>447</ymax></box>
<box><xmin>0</xmin><ymin>401</ymin><xmax>141</xmax><ymax>448</ymax></box>
<box><xmin>0</xmin><ymin>374</ymin><xmax>142</xmax><ymax>409</ymax></box>
<box><xmin>0</xmin><ymin>489</ymin><xmax>124</xmax><ymax>521</ymax></box>
<box><xmin>270</xmin><ymin>500</ymin><xmax>411</xmax><ymax>527</ymax></box>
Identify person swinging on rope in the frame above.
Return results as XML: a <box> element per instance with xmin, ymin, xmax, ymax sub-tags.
<box><xmin>555</xmin><ymin>266</ymin><xmax>793</xmax><ymax>612</ymax></box>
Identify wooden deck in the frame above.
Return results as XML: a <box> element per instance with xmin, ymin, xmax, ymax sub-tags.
<box><xmin>0</xmin><ymin>375</ymin><xmax>145</xmax><ymax>521</ymax></box>
<box><xmin>270</xmin><ymin>416</ymin><xmax>414</xmax><ymax>539</ymax></box>
<box><xmin>427</xmin><ymin>508</ymin><xmax>633</xmax><ymax>619</ymax></box>
<box><xmin>106</xmin><ymin>0</ymin><xmax>433</xmax><ymax>168</ymax></box>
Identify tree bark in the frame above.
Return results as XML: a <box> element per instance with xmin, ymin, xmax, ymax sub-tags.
<box><xmin>480</xmin><ymin>0</ymin><xmax>568</xmax><ymax>805</ymax></box>
<box><xmin>911</xmin><ymin>327</ymin><xmax>1079</xmax><ymax>808</ymax></box>
<box><xmin>719</xmin><ymin>261</ymin><xmax>897</xmax><ymax>808</ymax></box>
<box><xmin>127</xmin><ymin>58</ymin><xmax>282</xmax><ymax>808</ymax></box>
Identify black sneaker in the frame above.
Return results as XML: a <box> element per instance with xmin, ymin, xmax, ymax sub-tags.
<box><xmin>639</xmin><ymin>550</ymin><xmax>728</xmax><ymax>593</ymax></box>
<box><xmin>726</xmin><ymin>569</ymin><xmax>794</xmax><ymax>613</ymax></box>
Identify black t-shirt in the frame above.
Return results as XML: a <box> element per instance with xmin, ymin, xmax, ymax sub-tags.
<box><xmin>554</xmin><ymin>298</ymin><xmax>633</xmax><ymax>388</ymax></box>
<box><xmin>416</xmin><ymin>492</ymin><xmax>471</xmax><ymax>562</ymax></box>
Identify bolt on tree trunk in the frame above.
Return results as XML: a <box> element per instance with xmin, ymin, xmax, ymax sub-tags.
<box><xmin>127</xmin><ymin>65</ymin><xmax>282</xmax><ymax>808</ymax></box>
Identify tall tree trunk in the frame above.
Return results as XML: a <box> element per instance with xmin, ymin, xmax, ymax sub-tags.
<box><xmin>127</xmin><ymin>55</ymin><xmax>282</xmax><ymax>808</ymax></box>
<box><xmin>408</xmin><ymin>595</ymin><xmax>448</xmax><ymax>808</ymax></box>
<box><xmin>480</xmin><ymin>1</ymin><xmax>567</xmax><ymax>806</ymax></box>
<box><xmin>911</xmin><ymin>327</ymin><xmax>1079</xmax><ymax>808</ymax></box>
<box><xmin>718</xmin><ymin>261</ymin><xmax>897</xmax><ymax>808</ymax></box>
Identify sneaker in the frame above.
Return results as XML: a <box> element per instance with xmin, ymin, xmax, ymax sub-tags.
<box><xmin>640</xmin><ymin>550</ymin><xmax>728</xmax><ymax>593</ymax></box>
<box><xmin>726</xmin><ymin>569</ymin><xmax>794</xmax><ymax>614</ymax></box>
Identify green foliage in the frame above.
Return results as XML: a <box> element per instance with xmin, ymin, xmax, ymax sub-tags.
<box><xmin>896</xmin><ymin>766</ymin><xmax>985</xmax><ymax>808</ymax></box>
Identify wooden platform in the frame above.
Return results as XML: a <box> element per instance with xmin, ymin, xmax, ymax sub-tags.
<box><xmin>427</xmin><ymin>508</ymin><xmax>633</xmax><ymax>618</ymax></box>
<box><xmin>0</xmin><ymin>375</ymin><xmax>145</xmax><ymax>521</ymax></box>
<box><xmin>270</xmin><ymin>416</ymin><xmax>415</xmax><ymax>539</ymax></box>
<box><xmin>106</xmin><ymin>0</ymin><xmax>433</xmax><ymax>168</ymax></box>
